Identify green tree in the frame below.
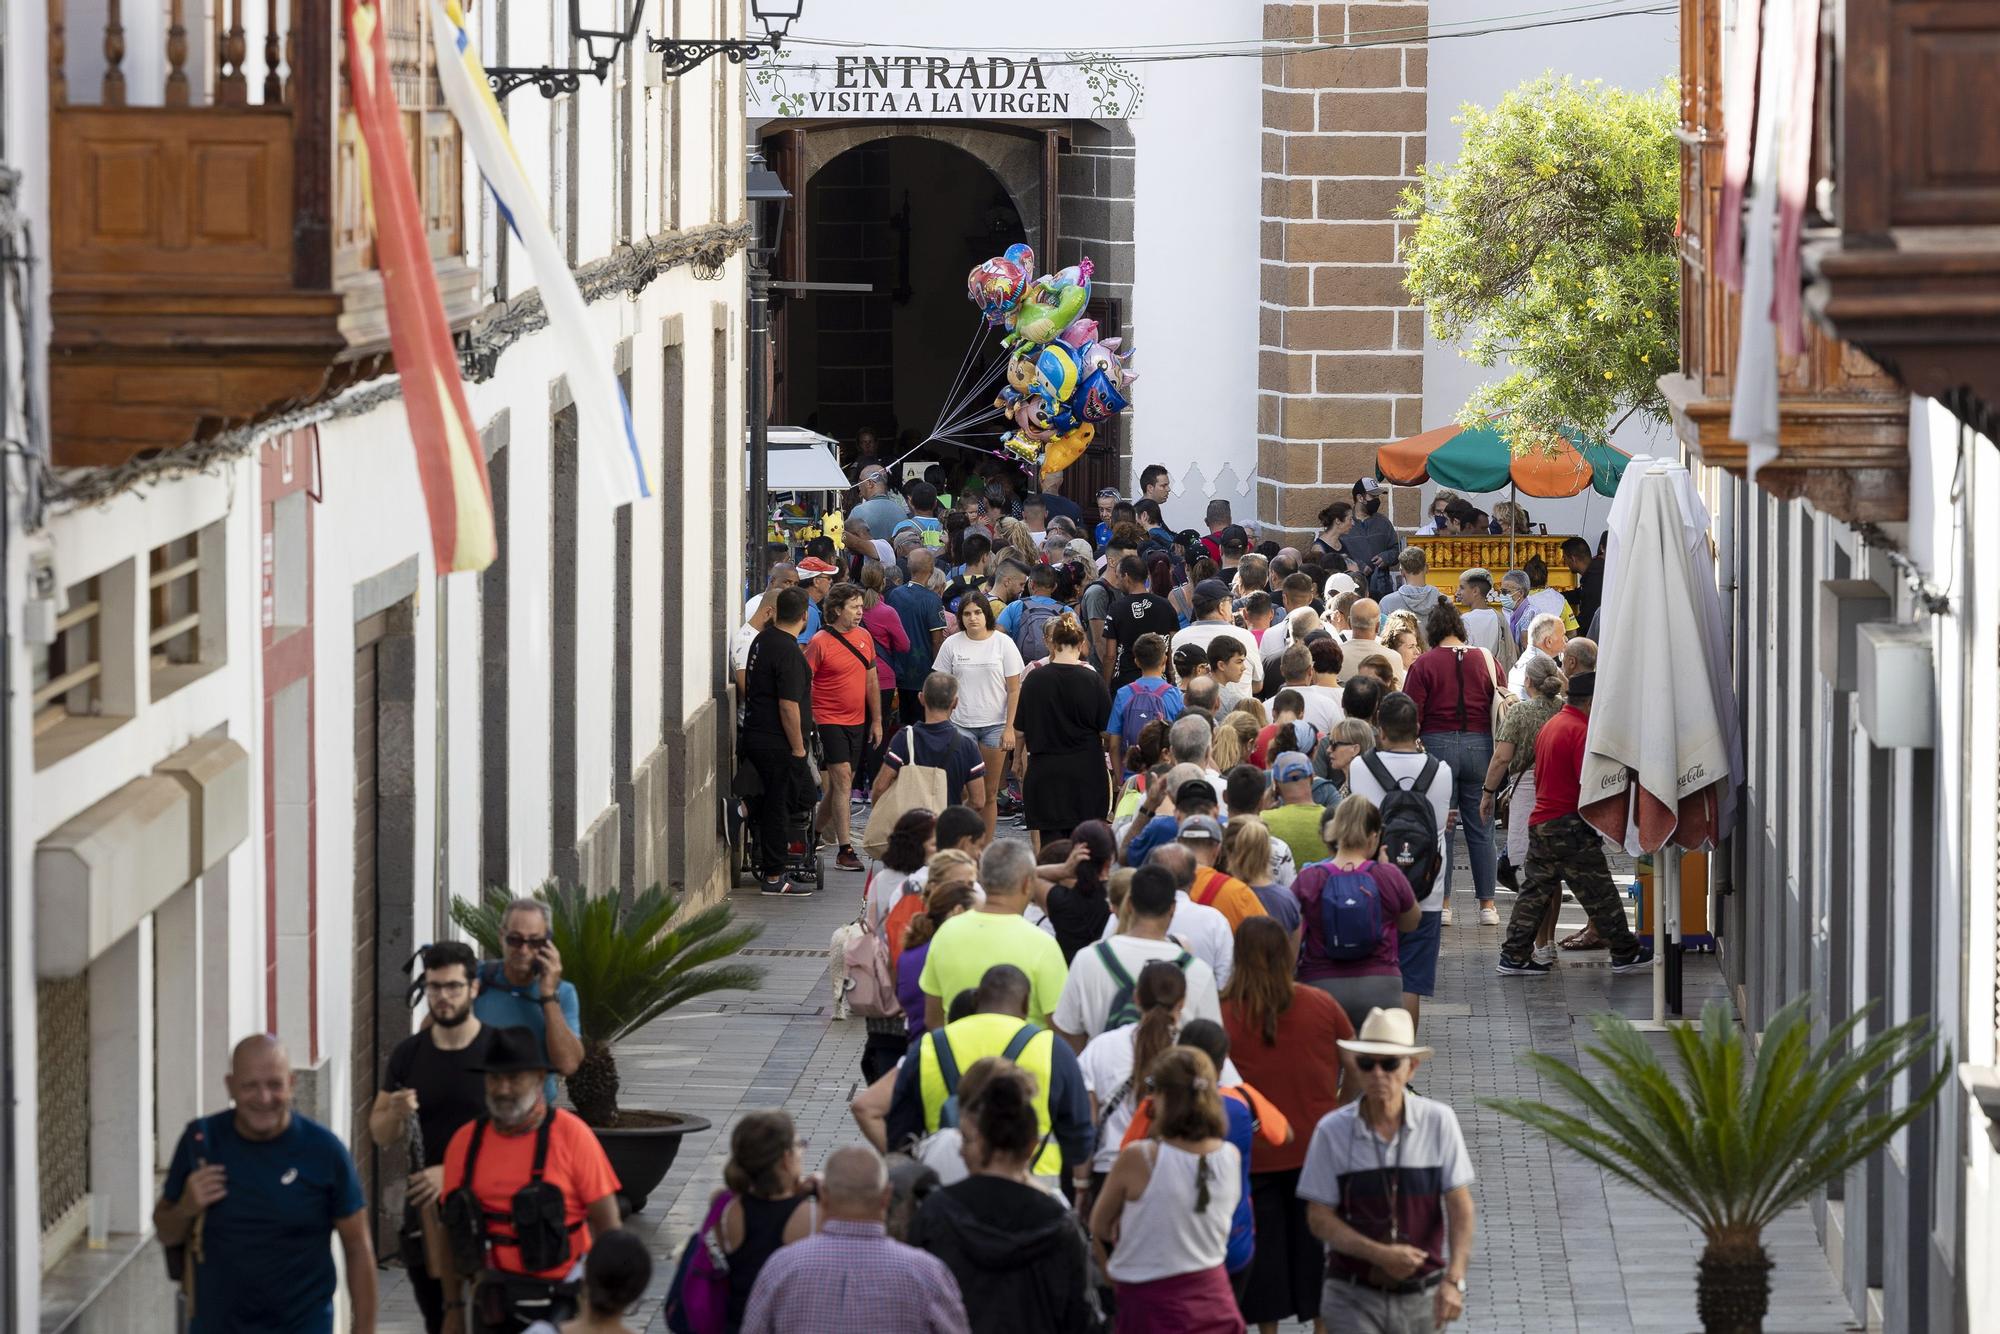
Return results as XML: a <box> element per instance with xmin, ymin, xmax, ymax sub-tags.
<box><xmin>1486</xmin><ymin>997</ymin><xmax>1948</xmax><ymax>1333</ymax></box>
<box><xmin>1398</xmin><ymin>74</ymin><xmax>1679</xmax><ymax>451</ymax></box>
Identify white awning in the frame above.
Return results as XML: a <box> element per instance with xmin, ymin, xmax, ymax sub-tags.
<box><xmin>749</xmin><ymin>426</ymin><xmax>850</xmax><ymax>492</ymax></box>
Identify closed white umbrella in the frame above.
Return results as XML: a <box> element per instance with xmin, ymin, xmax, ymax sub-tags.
<box><xmin>1581</xmin><ymin>467</ymin><xmax>1737</xmax><ymax>853</ymax></box>
<box><xmin>1592</xmin><ymin>464</ymin><xmax>1736</xmax><ymax>852</ymax></box>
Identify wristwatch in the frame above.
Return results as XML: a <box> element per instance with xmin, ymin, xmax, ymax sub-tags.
<box><xmin>540</xmin><ymin>993</ymin><xmax>562</xmax><ymax>1005</ymax></box>
<box><xmin>1446</xmin><ymin>1276</ymin><xmax>1468</xmax><ymax>1296</ymax></box>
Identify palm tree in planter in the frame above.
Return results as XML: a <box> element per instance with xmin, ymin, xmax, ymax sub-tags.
<box><xmin>453</xmin><ymin>880</ymin><xmax>763</xmax><ymax>1210</ymax></box>
<box><xmin>1486</xmin><ymin>995</ymin><xmax>1946</xmax><ymax>1334</ymax></box>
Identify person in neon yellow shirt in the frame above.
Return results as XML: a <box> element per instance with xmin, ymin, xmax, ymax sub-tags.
<box><xmin>919</xmin><ymin>839</ymin><xmax>1068</xmax><ymax>1031</ymax></box>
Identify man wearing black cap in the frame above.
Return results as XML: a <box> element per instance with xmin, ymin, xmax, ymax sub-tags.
<box><xmin>439</xmin><ymin>1027</ymin><xmax>623</xmax><ymax>1332</ymax></box>
<box><xmin>1495</xmin><ymin>672</ymin><xmax>1654</xmax><ymax>977</ymax></box>
<box><xmin>1173</xmin><ymin>578</ymin><xmax>1266</xmax><ymax>694</ymax></box>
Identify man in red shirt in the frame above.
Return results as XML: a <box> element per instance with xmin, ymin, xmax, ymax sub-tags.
<box><xmin>804</xmin><ymin>581</ymin><xmax>883</xmax><ymax>871</ymax></box>
<box><xmin>1495</xmin><ymin>671</ymin><xmax>1652</xmax><ymax>976</ymax></box>
<box><xmin>441</xmin><ymin>1027</ymin><xmax>622</xmax><ymax>1332</ymax></box>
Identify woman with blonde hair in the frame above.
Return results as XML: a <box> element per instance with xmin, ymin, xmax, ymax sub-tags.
<box><xmin>1225</xmin><ymin>696</ymin><xmax>1267</xmax><ymax>728</ymax></box>
<box><xmin>1216</xmin><ymin>816</ymin><xmax>1300</xmax><ymax>944</ymax></box>
<box><xmin>996</xmin><ymin>517</ymin><xmax>1038</xmax><ymax>566</ymax></box>
<box><xmin>1090</xmin><ymin>1047</ymin><xmax>1242</xmax><ymax>1331</ymax></box>
<box><xmin>1209</xmin><ymin>722</ymin><xmax>1244</xmax><ymax>772</ymax></box>
<box><xmin>1013</xmin><ymin>610</ymin><xmax>1113</xmax><ymax>847</ymax></box>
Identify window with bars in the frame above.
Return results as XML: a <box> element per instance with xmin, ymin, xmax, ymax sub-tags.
<box><xmin>31</xmin><ymin>575</ymin><xmax>104</xmax><ymax>740</ymax></box>
<box><xmin>149</xmin><ymin>523</ymin><xmax>224</xmax><ymax>699</ymax></box>
<box><xmin>37</xmin><ymin>976</ymin><xmax>90</xmax><ymax>1251</ymax></box>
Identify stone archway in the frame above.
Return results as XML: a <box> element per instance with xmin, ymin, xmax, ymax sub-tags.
<box><xmin>800</xmin><ymin>123</ymin><xmax>1047</xmax><ymax>258</ymax></box>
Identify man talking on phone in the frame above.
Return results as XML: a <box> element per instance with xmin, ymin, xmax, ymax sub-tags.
<box><xmin>473</xmin><ymin>899</ymin><xmax>583</xmax><ymax>1106</ymax></box>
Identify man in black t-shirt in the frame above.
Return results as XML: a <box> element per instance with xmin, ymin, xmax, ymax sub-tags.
<box><xmin>368</xmin><ymin>941</ymin><xmax>493</xmax><ymax>1333</ymax></box>
<box><xmin>1102</xmin><ymin>553</ymin><xmax>1183</xmax><ymax>688</ymax></box>
<box><xmin>740</xmin><ymin>586</ymin><xmax>817</xmax><ymax>896</ymax></box>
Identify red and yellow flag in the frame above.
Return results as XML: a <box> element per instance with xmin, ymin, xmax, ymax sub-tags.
<box><xmin>344</xmin><ymin>0</ymin><xmax>495</xmax><ymax>572</ymax></box>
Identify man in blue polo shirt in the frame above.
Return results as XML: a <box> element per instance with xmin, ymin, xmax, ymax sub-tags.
<box><xmin>473</xmin><ymin>898</ymin><xmax>583</xmax><ymax>1106</ymax></box>
<box><xmin>156</xmin><ymin>1035</ymin><xmax>376</xmax><ymax>1333</ymax></box>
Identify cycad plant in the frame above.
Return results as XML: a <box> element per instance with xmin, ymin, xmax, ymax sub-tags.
<box><xmin>453</xmin><ymin>881</ymin><xmax>763</xmax><ymax>1126</ymax></box>
<box><xmin>1485</xmin><ymin>995</ymin><xmax>1947</xmax><ymax>1334</ymax></box>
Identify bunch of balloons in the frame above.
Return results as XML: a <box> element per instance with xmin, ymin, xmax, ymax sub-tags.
<box><xmin>966</xmin><ymin>244</ymin><xmax>1137</xmax><ymax>477</ymax></box>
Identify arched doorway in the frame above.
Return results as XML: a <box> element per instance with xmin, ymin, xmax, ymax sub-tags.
<box><xmin>779</xmin><ymin>137</ymin><xmax>1024</xmax><ymax>463</ymax></box>
<box><xmin>766</xmin><ymin>126</ymin><xmax>1127</xmax><ymax>498</ymax></box>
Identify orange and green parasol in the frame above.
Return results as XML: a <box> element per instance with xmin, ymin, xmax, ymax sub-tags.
<box><xmin>1376</xmin><ymin>418</ymin><xmax>1633</xmax><ymax>498</ymax></box>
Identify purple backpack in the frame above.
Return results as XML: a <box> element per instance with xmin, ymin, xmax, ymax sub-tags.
<box><xmin>663</xmin><ymin>1190</ymin><xmax>734</xmax><ymax>1334</ymax></box>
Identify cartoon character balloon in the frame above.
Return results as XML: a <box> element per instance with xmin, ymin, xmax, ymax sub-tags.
<box><xmin>967</xmin><ymin>243</ymin><xmax>1035</xmax><ymax>326</ymax></box>
<box><xmin>1040</xmin><ymin>424</ymin><xmax>1096</xmax><ymax>476</ymax></box>
<box><xmin>1005</xmin><ymin>258</ymin><xmax>1094</xmax><ymax>349</ymax></box>
<box><xmin>1073</xmin><ymin>337</ymin><xmax>1137</xmax><ymax>424</ymax></box>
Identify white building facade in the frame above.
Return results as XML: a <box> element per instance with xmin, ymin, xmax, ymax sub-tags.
<box><xmin>2</xmin><ymin>0</ymin><xmax>747</xmax><ymax>1327</ymax></box>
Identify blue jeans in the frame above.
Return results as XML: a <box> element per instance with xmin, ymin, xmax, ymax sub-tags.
<box><xmin>1421</xmin><ymin>730</ymin><xmax>1497</xmax><ymax>904</ymax></box>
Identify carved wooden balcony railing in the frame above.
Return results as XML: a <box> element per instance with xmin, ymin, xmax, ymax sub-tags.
<box><xmin>1800</xmin><ymin>0</ymin><xmax>2000</xmax><ymax>444</ymax></box>
<box><xmin>48</xmin><ymin>0</ymin><xmax>477</xmax><ymax>467</ymax></box>
<box><xmin>1657</xmin><ymin>0</ymin><xmax>1910</xmax><ymax>523</ymax></box>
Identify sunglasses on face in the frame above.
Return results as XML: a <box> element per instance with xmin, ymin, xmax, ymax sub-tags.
<box><xmin>1356</xmin><ymin>1056</ymin><xmax>1404</xmax><ymax>1073</ymax></box>
<box><xmin>504</xmin><ymin>934</ymin><xmax>549</xmax><ymax>950</ymax></box>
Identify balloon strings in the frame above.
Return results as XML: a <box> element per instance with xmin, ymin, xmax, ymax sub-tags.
<box><xmin>931</xmin><ymin>360</ymin><xmax>1008</xmax><ymax>439</ymax></box>
<box><xmin>930</xmin><ymin>312</ymin><xmax>994</xmax><ymax>445</ymax></box>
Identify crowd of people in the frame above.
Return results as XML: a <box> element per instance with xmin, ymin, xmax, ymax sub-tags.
<box><xmin>717</xmin><ymin>458</ymin><xmax>1647</xmax><ymax>1332</ymax></box>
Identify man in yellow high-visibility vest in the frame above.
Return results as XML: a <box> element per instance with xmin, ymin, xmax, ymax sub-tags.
<box><xmin>877</xmin><ymin>964</ymin><xmax>1094</xmax><ymax>1197</ymax></box>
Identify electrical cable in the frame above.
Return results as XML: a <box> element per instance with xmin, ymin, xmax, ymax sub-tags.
<box><xmin>761</xmin><ymin>3</ymin><xmax>1678</xmax><ymax>75</ymax></box>
<box><xmin>780</xmin><ymin>0</ymin><xmax>1669</xmax><ymax>53</ymax></box>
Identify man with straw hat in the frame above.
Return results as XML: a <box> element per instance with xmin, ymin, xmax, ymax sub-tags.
<box><xmin>1300</xmin><ymin>1007</ymin><xmax>1476</xmax><ymax>1331</ymax></box>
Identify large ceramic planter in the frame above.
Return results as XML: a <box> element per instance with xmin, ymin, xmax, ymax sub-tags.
<box><xmin>589</xmin><ymin>1111</ymin><xmax>713</xmax><ymax>1214</ymax></box>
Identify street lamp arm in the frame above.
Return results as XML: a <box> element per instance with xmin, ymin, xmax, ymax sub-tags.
<box><xmin>646</xmin><ymin>33</ymin><xmax>778</xmax><ymax>78</ymax></box>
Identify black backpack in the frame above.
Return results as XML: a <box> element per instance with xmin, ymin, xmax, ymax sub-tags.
<box><xmin>1362</xmin><ymin>752</ymin><xmax>1443</xmax><ymax>900</ymax></box>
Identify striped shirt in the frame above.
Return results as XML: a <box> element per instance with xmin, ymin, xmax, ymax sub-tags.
<box><xmin>740</xmin><ymin>1218</ymin><xmax>970</xmax><ymax>1334</ymax></box>
<box><xmin>1297</xmin><ymin>1093</ymin><xmax>1474</xmax><ymax>1283</ymax></box>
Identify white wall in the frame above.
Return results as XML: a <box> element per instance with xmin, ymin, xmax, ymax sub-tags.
<box><xmin>1419</xmin><ymin>1</ymin><xmax>1678</xmax><ymax>542</ymax></box>
<box><xmin>748</xmin><ymin>0</ymin><xmax>1264</xmax><ymax>531</ymax></box>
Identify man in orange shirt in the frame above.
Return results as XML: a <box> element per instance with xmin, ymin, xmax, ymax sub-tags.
<box><xmin>440</xmin><ymin>1027</ymin><xmax>622</xmax><ymax>1333</ymax></box>
<box><xmin>804</xmin><ymin>582</ymin><xmax>884</xmax><ymax>872</ymax></box>
<box><xmin>1174</xmin><ymin>813</ymin><xmax>1271</xmax><ymax>931</ymax></box>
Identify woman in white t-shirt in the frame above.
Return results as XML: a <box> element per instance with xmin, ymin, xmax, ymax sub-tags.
<box><xmin>932</xmin><ymin>591</ymin><xmax>1024</xmax><ymax>837</ymax></box>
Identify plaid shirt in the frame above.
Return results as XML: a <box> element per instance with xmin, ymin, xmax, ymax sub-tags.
<box><xmin>740</xmin><ymin>1218</ymin><xmax>969</xmax><ymax>1334</ymax></box>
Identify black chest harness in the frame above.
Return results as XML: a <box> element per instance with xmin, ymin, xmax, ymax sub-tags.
<box><xmin>442</xmin><ymin>1111</ymin><xmax>582</xmax><ymax>1276</ymax></box>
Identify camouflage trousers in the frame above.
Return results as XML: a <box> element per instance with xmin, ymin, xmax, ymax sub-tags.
<box><xmin>1502</xmin><ymin>812</ymin><xmax>1640</xmax><ymax>961</ymax></box>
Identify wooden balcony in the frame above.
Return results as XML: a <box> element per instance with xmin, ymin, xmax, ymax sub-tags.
<box><xmin>1799</xmin><ymin>0</ymin><xmax>2000</xmax><ymax>442</ymax></box>
<box><xmin>1659</xmin><ymin>0</ymin><xmax>1909</xmax><ymax>522</ymax></box>
<box><xmin>47</xmin><ymin>0</ymin><xmax>479</xmax><ymax>467</ymax></box>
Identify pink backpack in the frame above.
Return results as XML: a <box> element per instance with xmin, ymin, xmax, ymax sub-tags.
<box><xmin>663</xmin><ymin>1190</ymin><xmax>733</xmax><ymax>1334</ymax></box>
<box><xmin>839</xmin><ymin>909</ymin><xmax>903</xmax><ymax>1019</ymax></box>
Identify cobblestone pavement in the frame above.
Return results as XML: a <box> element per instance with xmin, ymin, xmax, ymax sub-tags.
<box><xmin>381</xmin><ymin>833</ymin><xmax>1854</xmax><ymax>1334</ymax></box>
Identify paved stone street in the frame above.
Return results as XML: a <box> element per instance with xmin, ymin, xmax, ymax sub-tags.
<box><xmin>381</xmin><ymin>840</ymin><xmax>1853</xmax><ymax>1334</ymax></box>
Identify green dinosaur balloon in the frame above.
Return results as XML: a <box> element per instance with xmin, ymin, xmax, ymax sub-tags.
<box><xmin>1005</xmin><ymin>258</ymin><xmax>1094</xmax><ymax>350</ymax></box>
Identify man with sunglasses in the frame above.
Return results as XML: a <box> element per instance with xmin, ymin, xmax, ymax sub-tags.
<box><xmin>473</xmin><ymin>900</ymin><xmax>584</xmax><ymax>1107</ymax></box>
<box><xmin>371</xmin><ymin>941</ymin><xmax>494</xmax><ymax>1332</ymax></box>
<box><xmin>1300</xmin><ymin>1007</ymin><xmax>1476</xmax><ymax>1332</ymax></box>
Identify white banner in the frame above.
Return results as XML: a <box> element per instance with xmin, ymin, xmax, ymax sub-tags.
<box><xmin>749</xmin><ymin>48</ymin><xmax>1144</xmax><ymax>120</ymax></box>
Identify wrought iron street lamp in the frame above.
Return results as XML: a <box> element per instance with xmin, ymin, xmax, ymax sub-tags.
<box><xmin>488</xmin><ymin>0</ymin><xmax>649</xmax><ymax>99</ymax></box>
<box><xmin>650</xmin><ymin>0</ymin><xmax>803</xmax><ymax>79</ymax></box>
<box><xmin>744</xmin><ymin>150</ymin><xmax>791</xmax><ymax>588</ymax></box>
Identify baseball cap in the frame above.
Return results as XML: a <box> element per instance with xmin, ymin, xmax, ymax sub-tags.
<box><xmin>1354</xmin><ymin>477</ymin><xmax>1383</xmax><ymax>496</ymax></box>
<box><xmin>1066</xmin><ymin>538</ymin><xmax>1096</xmax><ymax>565</ymax></box>
<box><xmin>1195</xmin><ymin>578</ymin><xmax>1232</xmax><ymax>602</ymax></box>
<box><xmin>1219</xmin><ymin>523</ymin><xmax>1249</xmax><ymax>548</ymax></box>
<box><xmin>1324</xmin><ymin>571</ymin><xmax>1359</xmax><ymax>597</ymax></box>
<box><xmin>797</xmin><ymin>556</ymin><xmax>839</xmax><ymax>577</ymax></box>
<box><xmin>1271</xmin><ymin>751</ymin><xmax>1315</xmax><ymax>783</ymax></box>
<box><xmin>1177</xmin><ymin>815</ymin><xmax>1224</xmax><ymax>843</ymax></box>
<box><xmin>1174</xmin><ymin>777</ymin><xmax>1218</xmax><ymax>808</ymax></box>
